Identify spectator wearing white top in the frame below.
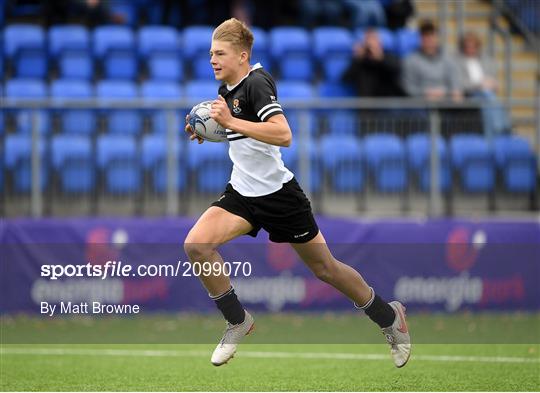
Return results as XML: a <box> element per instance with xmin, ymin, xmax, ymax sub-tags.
<box><xmin>456</xmin><ymin>31</ymin><xmax>512</xmax><ymax>137</ymax></box>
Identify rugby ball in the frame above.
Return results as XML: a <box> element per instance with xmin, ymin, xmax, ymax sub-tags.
<box><xmin>188</xmin><ymin>101</ymin><xmax>227</xmax><ymax>142</ymax></box>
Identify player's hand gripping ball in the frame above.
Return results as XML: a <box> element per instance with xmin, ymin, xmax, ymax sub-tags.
<box><xmin>187</xmin><ymin>101</ymin><xmax>227</xmax><ymax>142</ymax></box>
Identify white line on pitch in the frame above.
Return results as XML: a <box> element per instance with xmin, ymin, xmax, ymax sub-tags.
<box><xmin>1</xmin><ymin>347</ymin><xmax>538</xmax><ymax>364</ymax></box>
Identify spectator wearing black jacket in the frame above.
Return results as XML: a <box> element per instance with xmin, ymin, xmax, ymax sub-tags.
<box><xmin>342</xmin><ymin>29</ymin><xmax>405</xmax><ymax>97</ymax></box>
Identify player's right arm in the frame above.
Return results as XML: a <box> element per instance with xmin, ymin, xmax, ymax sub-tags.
<box><xmin>224</xmin><ymin>72</ymin><xmax>292</xmax><ymax>147</ymax></box>
<box><xmin>210</xmin><ymin>95</ymin><xmax>292</xmax><ymax>147</ymax></box>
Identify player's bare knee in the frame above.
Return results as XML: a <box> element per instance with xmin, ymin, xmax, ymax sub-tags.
<box><xmin>183</xmin><ymin>238</ymin><xmax>215</xmax><ymax>262</ymax></box>
<box><xmin>311</xmin><ymin>260</ymin><xmax>338</xmax><ymax>283</ymax></box>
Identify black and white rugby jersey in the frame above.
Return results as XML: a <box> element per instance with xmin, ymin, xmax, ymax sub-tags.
<box><xmin>218</xmin><ymin>63</ymin><xmax>294</xmax><ymax>197</ymax></box>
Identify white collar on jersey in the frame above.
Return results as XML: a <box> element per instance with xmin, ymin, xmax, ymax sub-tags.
<box><xmin>226</xmin><ymin>62</ymin><xmax>263</xmax><ymax>91</ymax></box>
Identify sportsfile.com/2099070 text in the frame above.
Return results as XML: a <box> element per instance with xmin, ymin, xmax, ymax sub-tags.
<box><xmin>40</xmin><ymin>261</ymin><xmax>252</xmax><ymax>280</ymax></box>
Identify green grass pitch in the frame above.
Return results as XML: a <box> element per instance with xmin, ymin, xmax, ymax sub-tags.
<box><xmin>1</xmin><ymin>313</ymin><xmax>539</xmax><ymax>391</ymax></box>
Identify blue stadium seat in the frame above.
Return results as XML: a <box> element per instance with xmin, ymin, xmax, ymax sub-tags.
<box><xmin>93</xmin><ymin>25</ymin><xmax>135</xmax><ymax>58</ymax></box>
<box><xmin>14</xmin><ymin>48</ymin><xmax>48</xmax><ymax>78</ymax></box>
<box><xmin>270</xmin><ymin>27</ymin><xmax>313</xmax><ymax>81</ymax></box>
<box><xmin>4</xmin><ymin>134</ymin><xmax>48</xmax><ymax>192</ymax></box>
<box><xmin>93</xmin><ymin>26</ymin><xmax>137</xmax><ymax>79</ymax></box>
<box><xmin>406</xmin><ymin>133</ymin><xmax>450</xmax><ymax>192</ymax></box>
<box><xmin>313</xmin><ymin>27</ymin><xmax>354</xmax><ymax>82</ymax></box>
<box><xmin>51</xmin><ymin>79</ymin><xmax>95</xmax><ymax>135</ymax></box>
<box><xmin>185</xmin><ymin>79</ymin><xmax>219</xmax><ymax>100</ymax></box>
<box><xmin>104</xmin><ymin>51</ymin><xmax>138</xmax><ymax>80</ymax></box>
<box><xmin>395</xmin><ymin>28</ymin><xmax>420</xmax><ymax>57</ymax></box>
<box><xmin>5</xmin><ymin>24</ymin><xmax>47</xmax><ymax>78</ymax></box>
<box><xmin>6</xmin><ymin>78</ymin><xmax>47</xmax><ymax>98</ymax></box>
<box><xmin>5</xmin><ymin>78</ymin><xmax>49</xmax><ymax>134</ymax></box>
<box><xmin>317</xmin><ymin>82</ymin><xmax>356</xmax><ymax>98</ymax></box>
<box><xmin>277</xmin><ymin>81</ymin><xmax>314</xmax><ymax>98</ymax></box>
<box><xmin>0</xmin><ymin>93</ymin><xmax>4</xmax><ymax>136</ymax></box>
<box><xmin>326</xmin><ymin>110</ymin><xmax>358</xmax><ymax>137</ymax></box>
<box><xmin>320</xmin><ymin>135</ymin><xmax>364</xmax><ymax>192</ymax></box>
<box><xmin>191</xmin><ymin>58</ymin><xmax>214</xmax><ymax>79</ymax></box>
<box><xmin>141</xmin><ymin>80</ymin><xmax>182</xmax><ymax>134</ymax></box>
<box><xmin>97</xmin><ymin>134</ymin><xmax>141</xmax><ymax>194</ymax></box>
<box><xmin>4</xmin><ymin>24</ymin><xmax>45</xmax><ymax>59</ymax></box>
<box><xmin>48</xmin><ymin>25</ymin><xmax>90</xmax><ymax>58</ymax></box>
<box><xmin>280</xmin><ymin>140</ymin><xmax>322</xmax><ymax>193</ymax></box>
<box><xmin>141</xmin><ymin>134</ymin><xmax>186</xmax><ymax>193</ymax></box>
<box><xmin>493</xmin><ymin>135</ymin><xmax>537</xmax><ymax>192</ymax></box>
<box><xmin>141</xmin><ymin>80</ymin><xmax>182</xmax><ymax>99</ymax></box>
<box><xmin>318</xmin><ymin>82</ymin><xmax>358</xmax><ymax>136</ymax></box>
<box><xmin>355</xmin><ymin>28</ymin><xmax>396</xmax><ymax>53</ymax></box>
<box><xmin>0</xmin><ymin>44</ymin><xmax>3</xmax><ymax>77</ymax></box>
<box><xmin>147</xmin><ymin>52</ymin><xmax>184</xmax><ymax>81</ymax></box>
<box><xmin>96</xmin><ymin>80</ymin><xmax>141</xmax><ymax>136</ymax></box>
<box><xmin>58</xmin><ymin>50</ymin><xmax>94</xmax><ymax>80</ymax></box>
<box><xmin>277</xmin><ymin>81</ymin><xmax>316</xmax><ymax>135</ymax></box>
<box><xmin>139</xmin><ymin>26</ymin><xmax>183</xmax><ymax>81</ymax></box>
<box><xmin>450</xmin><ymin>134</ymin><xmax>495</xmax><ymax>192</ymax></box>
<box><xmin>138</xmin><ymin>26</ymin><xmax>179</xmax><ymax>57</ymax></box>
<box><xmin>182</xmin><ymin>25</ymin><xmax>213</xmax><ymax>57</ymax></box>
<box><xmin>0</xmin><ymin>150</ymin><xmax>3</xmax><ymax>193</ymax></box>
<box><xmin>251</xmin><ymin>27</ymin><xmax>270</xmax><ymax>69</ymax></box>
<box><xmin>50</xmin><ymin>25</ymin><xmax>92</xmax><ymax>79</ymax></box>
<box><xmin>51</xmin><ymin>135</ymin><xmax>95</xmax><ymax>193</ymax></box>
<box><xmin>363</xmin><ymin>134</ymin><xmax>407</xmax><ymax>192</ymax></box>
<box><xmin>187</xmin><ymin>141</ymin><xmax>231</xmax><ymax>193</ymax></box>
<box><xmin>183</xmin><ymin>26</ymin><xmax>214</xmax><ymax>79</ymax></box>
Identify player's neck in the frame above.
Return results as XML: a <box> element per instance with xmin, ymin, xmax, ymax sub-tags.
<box><xmin>225</xmin><ymin>64</ymin><xmax>251</xmax><ymax>87</ymax></box>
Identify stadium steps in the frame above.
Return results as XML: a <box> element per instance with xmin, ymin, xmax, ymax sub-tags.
<box><xmin>413</xmin><ymin>0</ymin><xmax>539</xmax><ymax>141</ymax></box>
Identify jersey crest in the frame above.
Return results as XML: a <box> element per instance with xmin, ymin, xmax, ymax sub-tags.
<box><xmin>232</xmin><ymin>98</ymin><xmax>242</xmax><ymax>114</ymax></box>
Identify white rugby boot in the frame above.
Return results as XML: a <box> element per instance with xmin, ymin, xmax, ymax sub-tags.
<box><xmin>211</xmin><ymin>310</ymin><xmax>255</xmax><ymax>366</ymax></box>
<box><xmin>381</xmin><ymin>301</ymin><xmax>411</xmax><ymax>368</ymax></box>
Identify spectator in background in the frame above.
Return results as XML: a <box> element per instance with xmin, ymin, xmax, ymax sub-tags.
<box><xmin>342</xmin><ymin>29</ymin><xmax>404</xmax><ymax>97</ymax></box>
<box><xmin>163</xmin><ymin>0</ymin><xmax>246</xmax><ymax>27</ymax></box>
<box><xmin>342</xmin><ymin>0</ymin><xmax>386</xmax><ymax>28</ymax></box>
<box><xmin>299</xmin><ymin>0</ymin><xmax>346</xmax><ymax>28</ymax></box>
<box><xmin>402</xmin><ymin>20</ymin><xmax>462</xmax><ymax>101</ymax></box>
<box><xmin>402</xmin><ymin>20</ymin><xmax>484</xmax><ymax>136</ymax></box>
<box><xmin>41</xmin><ymin>0</ymin><xmax>123</xmax><ymax>27</ymax></box>
<box><xmin>457</xmin><ymin>31</ymin><xmax>511</xmax><ymax>137</ymax></box>
<box><xmin>250</xmin><ymin>0</ymin><xmax>301</xmax><ymax>29</ymax></box>
<box><xmin>381</xmin><ymin>0</ymin><xmax>414</xmax><ymax>30</ymax></box>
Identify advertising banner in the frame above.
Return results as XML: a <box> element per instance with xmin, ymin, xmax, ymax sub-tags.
<box><xmin>1</xmin><ymin>216</ymin><xmax>538</xmax><ymax>316</ymax></box>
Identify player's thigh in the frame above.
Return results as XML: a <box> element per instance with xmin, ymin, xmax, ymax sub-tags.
<box><xmin>290</xmin><ymin>231</ymin><xmax>334</xmax><ymax>267</ymax></box>
<box><xmin>185</xmin><ymin>206</ymin><xmax>254</xmax><ymax>246</ymax></box>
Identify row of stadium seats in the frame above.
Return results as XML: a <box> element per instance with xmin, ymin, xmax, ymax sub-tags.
<box><xmin>4</xmin><ymin>133</ymin><xmax>536</xmax><ymax>195</ymax></box>
<box><xmin>1</xmin><ymin>24</ymin><xmax>420</xmax><ymax>82</ymax></box>
<box><xmin>2</xmin><ymin>78</ymin><xmax>356</xmax><ymax>136</ymax></box>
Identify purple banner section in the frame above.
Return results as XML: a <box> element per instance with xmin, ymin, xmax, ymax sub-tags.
<box><xmin>1</xmin><ymin>217</ymin><xmax>539</xmax><ymax>314</ymax></box>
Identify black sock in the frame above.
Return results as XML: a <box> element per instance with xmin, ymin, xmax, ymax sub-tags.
<box><xmin>211</xmin><ymin>287</ymin><xmax>245</xmax><ymax>325</ymax></box>
<box><xmin>358</xmin><ymin>290</ymin><xmax>396</xmax><ymax>328</ymax></box>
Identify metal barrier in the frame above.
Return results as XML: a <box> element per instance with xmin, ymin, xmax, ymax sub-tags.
<box><xmin>1</xmin><ymin>97</ymin><xmax>538</xmax><ymax>218</ymax></box>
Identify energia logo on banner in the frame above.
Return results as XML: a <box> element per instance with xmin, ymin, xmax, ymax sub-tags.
<box><xmin>394</xmin><ymin>227</ymin><xmax>525</xmax><ymax>311</ymax></box>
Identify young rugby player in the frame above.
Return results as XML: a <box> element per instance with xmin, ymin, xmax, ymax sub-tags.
<box><xmin>184</xmin><ymin>18</ymin><xmax>411</xmax><ymax>368</ymax></box>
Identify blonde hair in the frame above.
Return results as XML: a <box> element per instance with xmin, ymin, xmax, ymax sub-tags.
<box><xmin>212</xmin><ymin>18</ymin><xmax>254</xmax><ymax>58</ymax></box>
<box><xmin>459</xmin><ymin>31</ymin><xmax>482</xmax><ymax>53</ymax></box>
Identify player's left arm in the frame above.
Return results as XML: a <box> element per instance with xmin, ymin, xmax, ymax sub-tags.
<box><xmin>210</xmin><ymin>95</ymin><xmax>292</xmax><ymax>147</ymax></box>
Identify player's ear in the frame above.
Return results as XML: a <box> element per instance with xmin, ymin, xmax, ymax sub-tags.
<box><xmin>239</xmin><ymin>50</ymin><xmax>249</xmax><ymax>65</ymax></box>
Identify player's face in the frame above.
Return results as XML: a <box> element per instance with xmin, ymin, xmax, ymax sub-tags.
<box><xmin>210</xmin><ymin>40</ymin><xmax>246</xmax><ymax>84</ymax></box>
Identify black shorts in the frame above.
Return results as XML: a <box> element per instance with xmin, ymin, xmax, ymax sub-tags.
<box><xmin>211</xmin><ymin>178</ymin><xmax>319</xmax><ymax>243</ymax></box>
